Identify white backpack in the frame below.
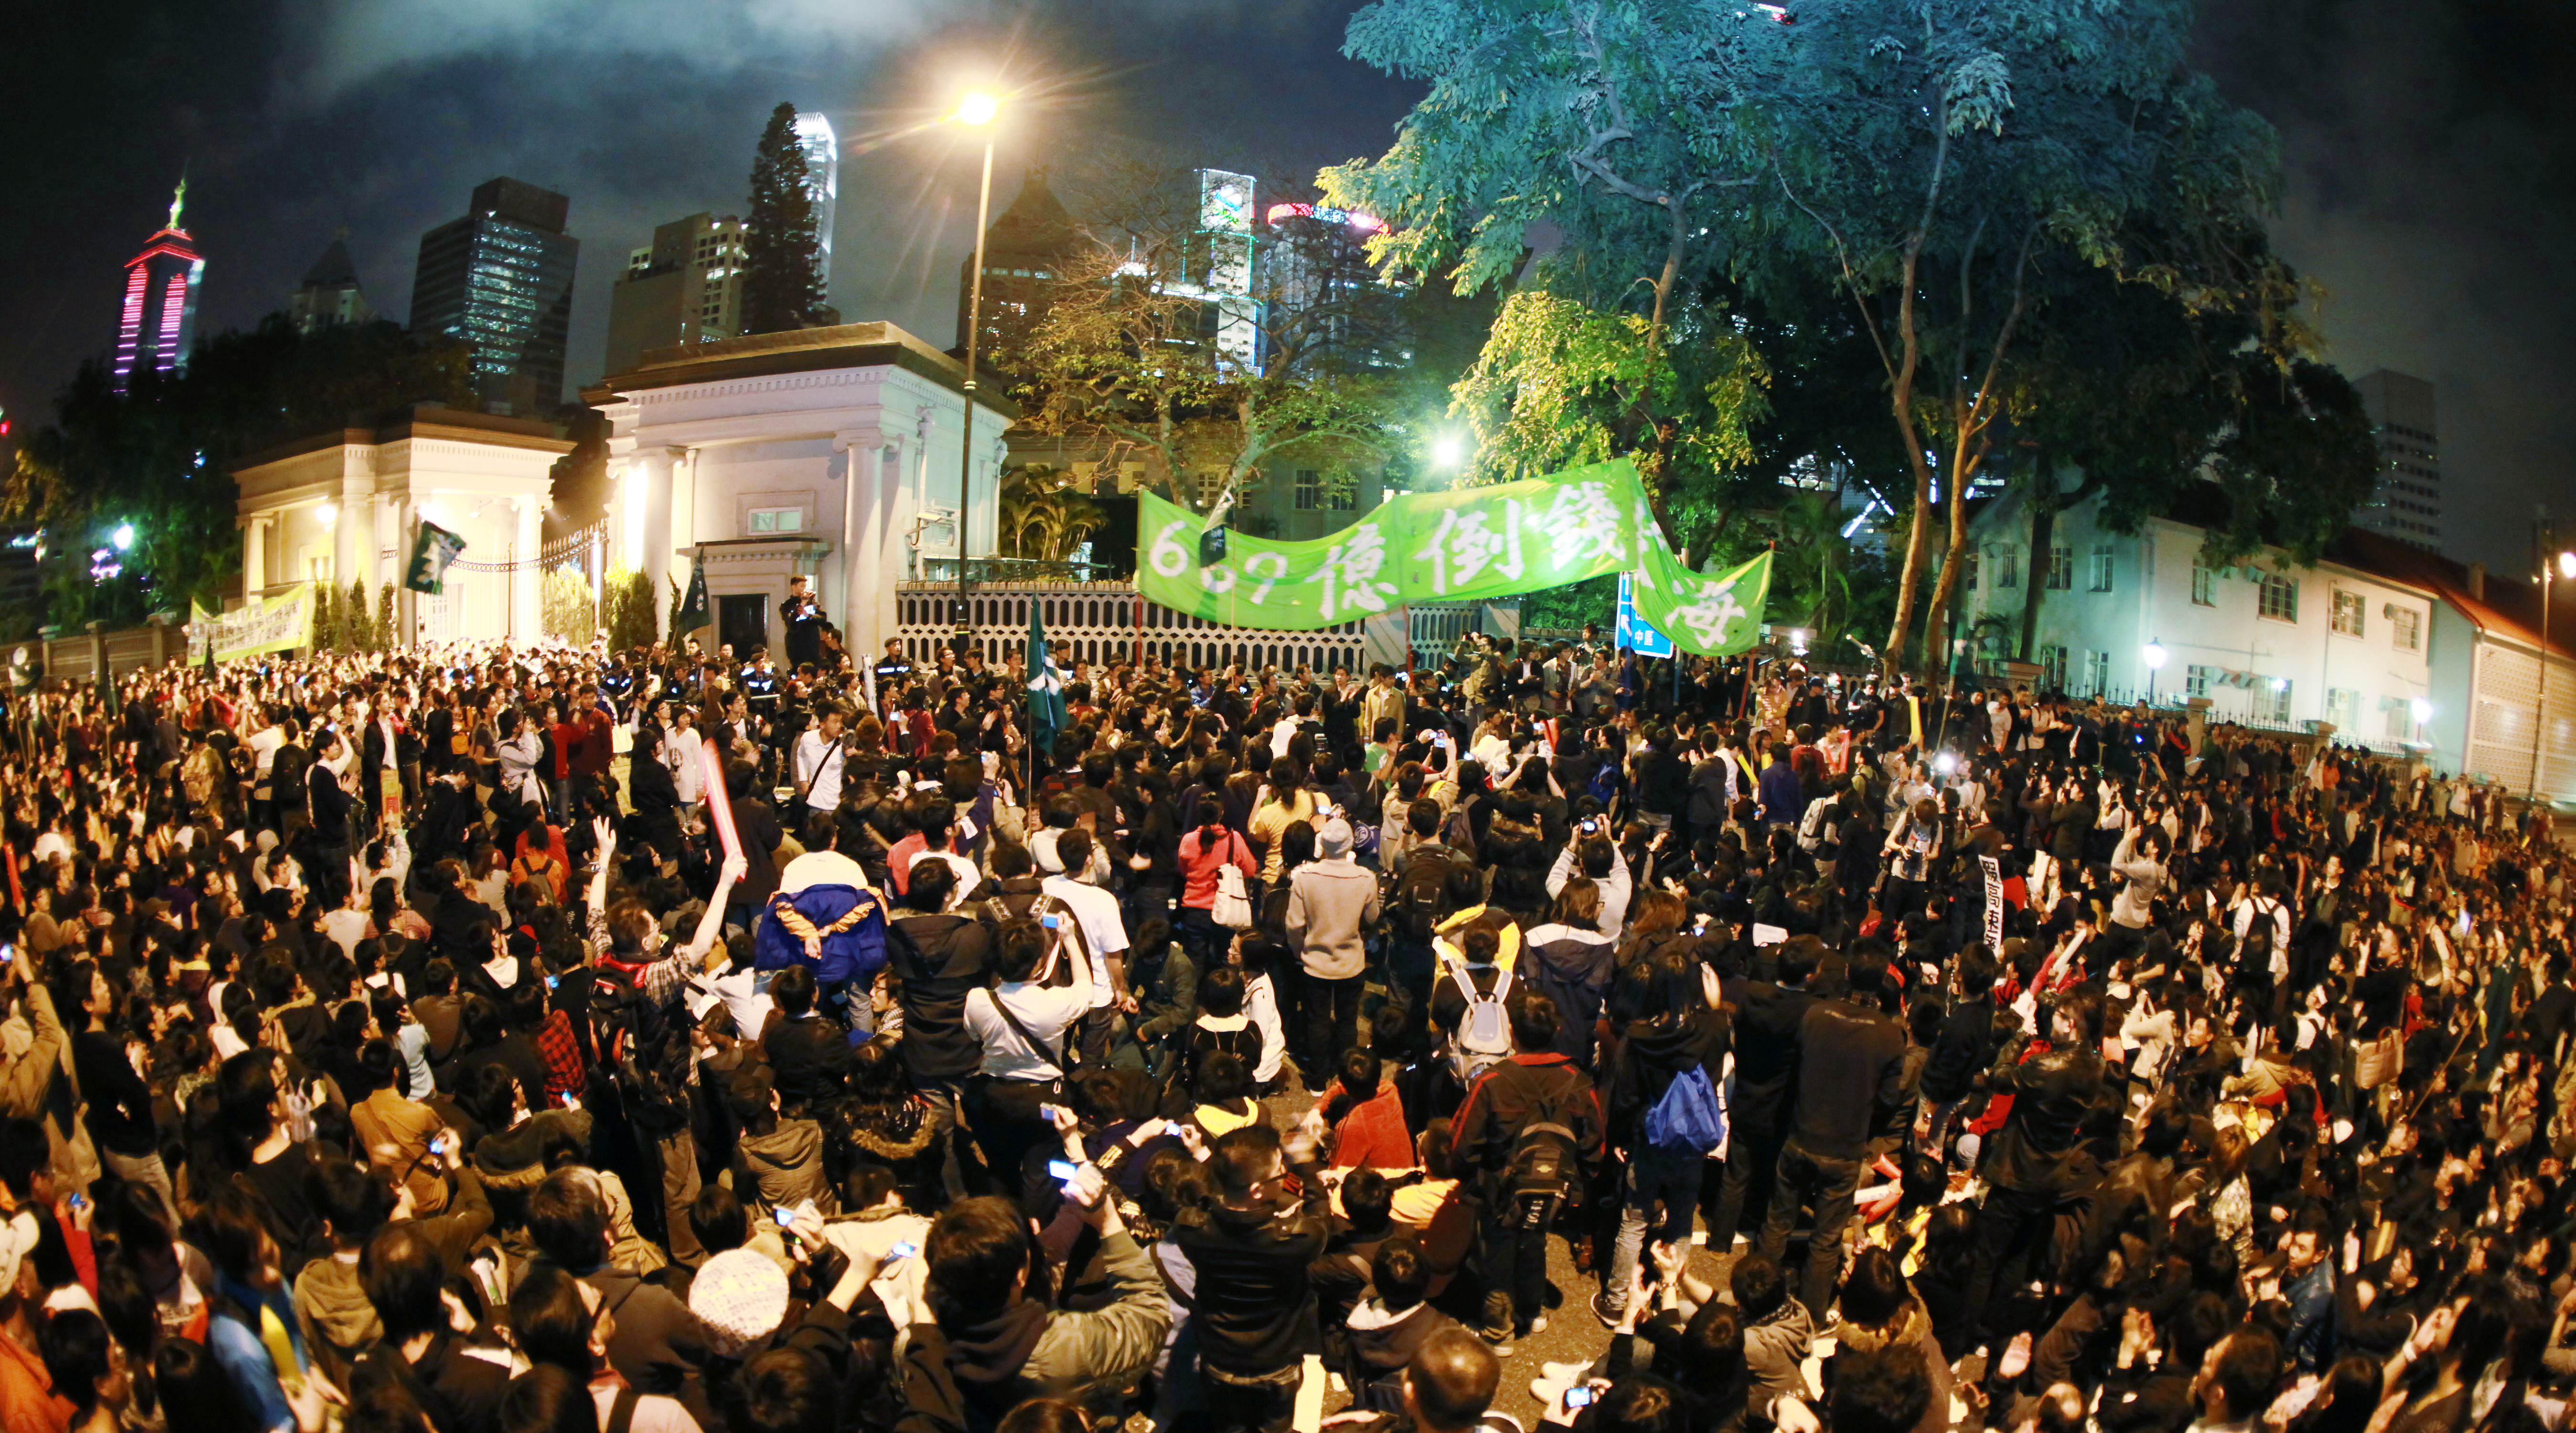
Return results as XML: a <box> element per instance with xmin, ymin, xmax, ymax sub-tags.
<box><xmin>1445</xmin><ymin>954</ymin><xmax>1513</xmax><ymax>1086</ymax></box>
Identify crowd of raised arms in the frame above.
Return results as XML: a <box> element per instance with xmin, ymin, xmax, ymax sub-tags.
<box><xmin>0</xmin><ymin>617</ymin><xmax>2562</xmax><ymax>1433</ymax></box>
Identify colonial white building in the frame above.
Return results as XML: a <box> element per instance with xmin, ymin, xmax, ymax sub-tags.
<box><xmin>587</xmin><ymin>322</ymin><xmax>1012</xmax><ymax>661</ymax></box>
<box><xmin>231</xmin><ymin>404</ymin><xmax>571</xmax><ymax>643</ymax></box>
<box><xmin>1961</xmin><ymin>488</ymin><xmax>2440</xmax><ymax>751</ymax></box>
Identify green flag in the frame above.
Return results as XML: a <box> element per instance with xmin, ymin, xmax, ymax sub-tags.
<box><xmin>403</xmin><ymin>520</ymin><xmax>467</xmax><ymax>595</ymax></box>
<box><xmin>677</xmin><ymin>552</ymin><xmax>710</xmax><ymax>634</ymax></box>
<box><xmin>1026</xmin><ymin>601</ymin><xmax>1066</xmax><ymax>753</ymax></box>
<box><xmin>1630</xmin><ymin>545</ymin><xmax>1773</xmax><ymax>656</ymax></box>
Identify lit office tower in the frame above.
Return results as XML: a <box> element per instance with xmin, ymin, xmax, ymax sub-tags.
<box><xmin>794</xmin><ymin>113</ymin><xmax>839</xmax><ymax>278</ymax></box>
<box><xmin>410</xmin><ymin>177</ymin><xmax>580</xmax><ymax>416</ymax></box>
<box><xmin>2353</xmin><ymin>370</ymin><xmax>2444</xmax><ymax>552</ymax></box>
<box><xmin>604</xmin><ymin>213</ymin><xmax>749</xmax><ymax>375</ymax></box>
<box><xmin>112</xmin><ymin>178</ymin><xmax>207</xmax><ymax>392</ymax></box>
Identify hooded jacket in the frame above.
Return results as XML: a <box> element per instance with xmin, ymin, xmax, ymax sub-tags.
<box><xmin>1170</xmin><ymin>1169</ymin><xmax>1334</xmax><ymax>1376</ymax></box>
<box><xmin>1516</xmin><ymin>924</ymin><xmax>1616</xmax><ymax>1067</ymax></box>
<box><xmin>895</xmin><ymin>1229</ymin><xmax>1169</xmax><ymax>1433</ymax></box>
<box><xmin>1835</xmin><ymin>1298</ymin><xmax>1951</xmax><ymax>1433</ymax></box>
<box><xmin>1341</xmin><ymin>1298</ymin><xmax>1456</xmax><ymax>1391</ymax></box>
<box><xmin>738</xmin><ymin>1118</ymin><xmax>834</xmax><ymax>1215</ymax></box>
<box><xmin>291</xmin><ymin>1254</ymin><xmax>379</xmax><ymax>1390</ymax></box>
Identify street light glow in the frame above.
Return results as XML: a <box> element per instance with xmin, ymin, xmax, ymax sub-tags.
<box><xmin>2141</xmin><ymin>642</ymin><xmax>2168</xmax><ymax>670</ymax></box>
<box><xmin>1431</xmin><ymin>436</ymin><xmax>1463</xmax><ymax>468</ymax></box>
<box><xmin>955</xmin><ymin>91</ymin><xmax>1001</xmax><ymax>126</ymax></box>
<box><xmin>2556</xmin><ymin>550</ymin><xmax>2575</xmax><ymax>580</ymax></box>
<box><xmin>111</xmin><ymin>523</ymin><xmax>133</xmax><ymax>551</ymax></box>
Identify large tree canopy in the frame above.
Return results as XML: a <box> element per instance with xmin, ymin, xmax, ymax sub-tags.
<box><xmin>1326</xmin><ymin>0</ymin><xmax>2372</xmax><ymax>673</ymax></box>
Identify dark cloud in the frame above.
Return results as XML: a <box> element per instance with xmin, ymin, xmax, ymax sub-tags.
<box><xmin>2194</xmin><ymin>0</ymin><xmax>2576</xmax><ymax>568</ymax></box>
<box><xmin>3</xmin><ymin>0</ymin><xmax>2559</xmax><ymax>577</ymax></box>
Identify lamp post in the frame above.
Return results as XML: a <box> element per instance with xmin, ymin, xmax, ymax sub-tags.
<box><xmin>2535</xmin><ymin>550</ymin><xmax>2576</xmax><ymax>800</ymax></box>
<box><xmin>951</xmin><ymin>90</ymin><xmax>1002</xmax><ymax>665</ymax></box>
<box><xmin>2142</xmin><ymin>641</ymin><xmax>2168</xmax><ymax>705</ymax></box>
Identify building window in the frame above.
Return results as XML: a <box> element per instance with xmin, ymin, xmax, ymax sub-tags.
<box><xmin>2046</xmin><ymin>546</ymin><xmax>2073</xmax><ymax>591</ymax></box>
<box><xmin>1329</xmin><ymin>480</ymin><xmax>1356</xmax><ymax>512</ymax></box>
<box><xmin>2088</xmin><ymin>543</ymin><xmax>2115</xmax><ymax>593</ymax></box>
<box><xmin>2258</xmin><ymin>678</ymin><xmax>2292</xmax><ymax>723</ymax></box>
<box><xmin>2191</xmin><ymin>559</ymin><xmax>2217</xmax><ymax>607</ymax></box>
<box><xmin>1293</xmin><ymin>470</ymin><xmax>1321</xmax><ymax>511</ymax></box>
<box><xmin>2332</xmin><ymin>589</ymin><xmax>2364</xmax><ymax>636</ymax></box>
<box><xmin>2186</xmin><ymin>665</ymin><xmax>2213</xmax><ymax>699</ymax></box>
<box><xmin>1961</xmin><ymin>549</ymin><xmax>1980</xmax><ymax>592</ymax></box>
<box><xmin>2385</xmin><ymin>699</ymin><xmax>2409</xmax><ymax>742</ymax></box>
<box><xmin>2391</xmin><ymin>606</ymin><xmax>2422</xmax><ymax>652</ymax></box>
<box><xmin>2328</xmin><ymin>687</ymin><xmax>2359</xmax><ymax>729</ymax></box>
<box><xmin>748</xmin><ymin>507</ymin><xmax>804</xmax><ymax>533</ymax></box>
<box><xmin>2085</xmin><ymin>650</ymin><xmax>2109</xmax><ymax>696</ymax></box>
<box><xmin>2258</xmin><ymin>571</ymin><xmax>2298</xmax><ymax>623</ymax></box>
<box><xmin>2041</xmin><ymin>644</ymin><xmax>2068</xmax><ymax>691</ymax></box>
<box><xmin>1991</xmin><ymin>544</ymin><xmax>2018</xmax><ymax>589</ymax></box>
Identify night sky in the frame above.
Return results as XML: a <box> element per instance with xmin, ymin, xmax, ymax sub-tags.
<box><xmin>0</xmin><ymin>0</ymin><xmax>2566</xmax><ymax>571</ymax></box>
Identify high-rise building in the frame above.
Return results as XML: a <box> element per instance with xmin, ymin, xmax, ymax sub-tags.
<box><xmin>604</xmin><ymin>213</ymin><xmax>749</xmax><ymax>376</ymax></box>
<box><xmin>793</xmin><ymin>114</ymin><xmax>838</xmax><ymax>284</ymax></box>
<box><xmin>1254</xmin><ymin>201</ymin><xmax>1407</xmax><ymax>375</ymax></box>
<box><xmin>112</xmin><ymin>178</ymin><xmax>206</xmax><ymax>392</ymax></box>
<box><xmin>956</xmin><ymin>169</ymin><xmax>1091</xmax><ymax>366</ymax></box>
<box><xmin>410</xmin><ymin>177</ymin><xmax>580</xmax><ymax>416</ymax></box>
<box><xmin>287</xmin><ymin>235</ymin><xmax>376</xmax><ymax>334</ymax></box>
<box><xmin>2353</xmin><ymin>369</ymin><xmax>2444</xmax><ymax>552</ymax></box>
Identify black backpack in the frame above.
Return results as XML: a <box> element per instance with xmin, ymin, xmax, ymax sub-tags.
<box><xmin>1391</xmin><ymin>847</ymin><xmax>1455</xmax><ymax>941</ymax></box>
<box><xmin>1504</xmin><ymin>1068</ymin><xmax>1586</xmax><ymax>1205</ymax></box>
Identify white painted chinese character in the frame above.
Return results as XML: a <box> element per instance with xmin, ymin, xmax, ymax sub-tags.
<box><xmin>1522</xmin><ymin>481</ymin><xmax>1626</xmax><ymax>573</ymax></box>
<box><xmin>1314</xmin><ymin>522</ymin><xmax>1398</xmax><ymax>622</ymax></box>
<box><xmin>1669</xmin><ymin>577</ymin><xmax>1751</xmax><ymax>648</ymax></box>
<box><xmin>1411</xmin><ymin>504</ymin><xmax>1523</xmax><ymax>596</ymax></box>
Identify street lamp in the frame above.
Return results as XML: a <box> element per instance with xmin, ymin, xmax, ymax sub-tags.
<box><xmin>1430</xmin><ymin>436</ymin><xmax>1463</xmax><ymax>470</ymax></box>
<box><xmin>2535</xmin><ymin>550</ymin><xmax>2576</xmax><ymax>799</ymax></box>
<box><xmin>111</xmin><ymin>523</ymin><xmax>133</xmax><ymax>552</ymax></box>
<box><xmin>2141</xmin><ymin>641</ymin><xmax>2168</xmax><ymax>703</ymax></box>
<box><xmin>951</xmin><ymin>88</ymin><xmax>1003</xmax><ymax>665</ymax></box>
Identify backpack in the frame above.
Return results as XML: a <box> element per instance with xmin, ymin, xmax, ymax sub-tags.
<box><xmin>1446</xmin><ymin>955</ymin><xmax>1513</xmax><ymax>1086</ymax></box>
<box><xmin>1391</xmin><ymin>847</ymin><xmax>1455</xmax><ymax>942</ymax></box>
<box><xmin>1503</xmin><ymin>1071</ymin><xmax>1584</xmax><ymax>1204</ymax></box>
<box><xmin>1641</xmin><ymin>1060</ymin><xmax>1728</xmax><ymax>1156</ymax></box>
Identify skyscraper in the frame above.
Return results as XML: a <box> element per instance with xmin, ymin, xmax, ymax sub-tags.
<box><xmin>793</xmin><ymin>113</ymin><xmax>838</xmax><ymax>284</ymax></box>
<box><xmin>112</xmin><ymin>177</ymin><xmax>206</xmax><ymax>392</ymax></box>
<box><xmin>410</xmin><ymin>177</ymin><xmax>580</xmax><ymax>416</ymax></box>
<box><xmin>956</xmin><ymin>169</ymin><xmax>1089</xmax><ymax>367</ymax></box>
<box><xmin>287</xmin><ymin>234</ymin><xmax>376</xmax><ymax>334</ymax></box>
<box><xmin>2354</xmin><ymin>370</ymin><xmax>2444</xmax><ymax>553</ymax></box>
<box><xmin>604</xmin><ymin>213</ymin><xmax>749</xmax><ymax>376</ymax></box>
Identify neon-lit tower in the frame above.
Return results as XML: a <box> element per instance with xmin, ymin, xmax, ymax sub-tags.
<box><xmin>112</xmin><ymin>177</ymin><xmax>206</xmax><ymax>392</ymax></box>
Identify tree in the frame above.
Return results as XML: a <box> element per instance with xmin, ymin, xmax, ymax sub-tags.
<box><xmin>743</xmin><ymin>103</ymin><xmax>831</xmax><ymax>334</ymax></box>
<box><xmin>1326</xmin><ymin>0</ymin><xmax>2331</xmax><ymax>674</ymax></box>
<box><xmin>1006</xmin><ymin>157</ymin><xmax>1419</xmax><ymax>516</ymax></box>
<box><xmin>1322</xmin><ymin>0</ymin><xmax>1780</xmax><ymax>531</ymax></box>
<box><xmin>4</xmin><ymin>316</ymin><xmax>472</xmax><ymax>628</ymax></box>
<box><xmin>312</xmin><ymin>578</ymin><xmax>340</xmax><ymax>654</ymax></box>
<box><xmin>997</xmin><ymin>465</ymin><xmax>1108</xmax><ymax>564</ymax></box>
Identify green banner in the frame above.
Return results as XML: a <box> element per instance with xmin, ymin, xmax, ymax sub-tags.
<box><xmin>1137</xmin><ymin>459</ymin><xmax>1659</xmax><ymax>629</ymax></box>
<box><xmin>1633</xmin><ymin>544</ymin><xmax>1773</xmax><ymax>657</ymax></box>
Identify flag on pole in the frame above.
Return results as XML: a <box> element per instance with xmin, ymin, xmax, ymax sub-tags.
<box><xmin>403</xmin><ymin>520</ymin><xmax>467</xmax><ymax>595</ymax></box>
<box><xmin>677</xmin><ymin>551</ymin><xmax>710</xmax><ymax>636</ymax></box>
<box><xmin>1026</xmin><ymin>602</ymin><xmax>1067</xmax><ymax>755</ymax></box>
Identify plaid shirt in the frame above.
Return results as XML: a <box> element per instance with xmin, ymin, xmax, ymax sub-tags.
<box><xmin>534</xmin><ymin>1009</ymin><xmax>584</xmax><ymax>1100</ymax></box>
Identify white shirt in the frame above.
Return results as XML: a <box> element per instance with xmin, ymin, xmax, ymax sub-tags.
<box><xmin>793</xmin><ymin>729</ymin><xmax>847</xmax><ymax>811</ymax></box>
<box><xmin>964</xmin><ymin>982</ymin><xmax>1089</xmax><ymax>1080</ymax></box>
<box><xmin>666</xmin><ymin>735</ymin><xmax>704</xmax><ymax>803</ymax></box>
<box><xmin>246</xmin><ymin>725</ymin><xmax>284</xmax><ymax>779</ymax></box>
<box><xmin>1040</xmin><ymin>873</ymin><xmax>1129</xmax><ymax>1010</ymax></box>
<box><xmin>906</xmin><ymin>849</ymin><xmax>982</xmax><ymax>909</ymax></box>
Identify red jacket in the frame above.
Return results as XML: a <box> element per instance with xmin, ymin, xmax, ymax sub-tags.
<box><xmin>1329</xmin><ymin>1084</ymin><xmax>1414</xmax><ymax>1170</ymax></box>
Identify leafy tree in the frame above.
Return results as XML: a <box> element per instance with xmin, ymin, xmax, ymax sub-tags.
<box><xmin>997</xmin><ymin>465</ymin><xmax>1107</xmax><ymax>564</ymax></box>
<box><xmin>743</xmin><ymin>103</ymin><xmax>832</xmax><ymax>334</ymax></box>
<box><xmin>345</xmin><ymin>579</ymin><xmax>374</xmax><ymax>651</ymax></box>
<box><xmin>379</xmin><ymin>582</ymin><xmax>397</xmax><ymax>648</ymax></box>
<box><xmin>1326</xmin><ymin>0</ymin><xmax>2336</xmax><ymax>674</ymax></box>
<box><xmin>4</xmin><ymin>316</ymin><xmax>472</xmax><ymax>629</ymax></box>
<box><xmin>1448</xmin><ymin>291</ymin><xmax>1766</xmax><ymax>551</ymax></box>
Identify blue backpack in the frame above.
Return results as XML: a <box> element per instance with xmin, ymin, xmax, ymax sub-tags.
<box><xmin>1642</xmin><ymin>1062</ymin><xmax>1728</xmax><ymax>1156</ymax></box>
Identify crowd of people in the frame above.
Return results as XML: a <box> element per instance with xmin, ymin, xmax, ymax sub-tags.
<box><xmin>0</xmin><ymin>614</ymin><xmax>2559</xmax><ymax>1433</ymax></box>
